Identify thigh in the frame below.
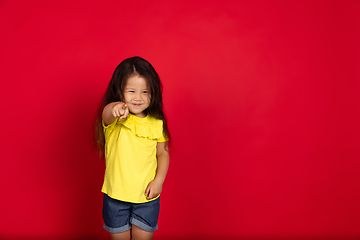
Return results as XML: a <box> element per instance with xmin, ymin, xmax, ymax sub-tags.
<box><xmin>103</xmin><ymin>194</ymin><xmax>132</xmax><ymax>233</ymax></box>
<box><xmin>110</xmin><ymin>230</ymin><xmax>131</xmax><ymax>240</ymax></box>
<box><xmin>131</xmin><ymin>224</ymin><xmax>154</xmax><ymax>240</ymax></box>
<box><xmin>131</xmin><ymin>197</ymin><xmax>160</xmax><ymax>232</ymax></box>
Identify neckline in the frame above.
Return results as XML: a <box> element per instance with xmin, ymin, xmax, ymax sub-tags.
<box><xmin>130</xmin><ymin>113</ymin><xmax>149</xmax><ymax>120</ymax></box>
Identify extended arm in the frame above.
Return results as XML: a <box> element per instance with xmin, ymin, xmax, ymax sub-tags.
<box><xmin>145</xmin><ymin>142</ymin><xmax>170</xmax><ymax>200</ymax></box>
<box><xmin>102</xmin><ymin>102</ymin><xmax>129</xmax><ymax>125</ymax></box>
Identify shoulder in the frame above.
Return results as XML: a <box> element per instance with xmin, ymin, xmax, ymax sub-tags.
<box><xmin>145</xmin><ymin>115</ymin><xmax>163</xmax><ymax>128</ymax></box>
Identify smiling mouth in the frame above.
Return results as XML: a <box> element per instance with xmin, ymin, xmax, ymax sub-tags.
<box><xmin>133</xmin><ymin>104</ymin><xmax>142</xmax><ymax>107</ymax></box>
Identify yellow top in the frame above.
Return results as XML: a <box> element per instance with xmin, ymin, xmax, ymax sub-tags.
<box><xmin>101</xmin><ymin>113</ymin><xmax>166</xmax><ymax>203</ymax></box>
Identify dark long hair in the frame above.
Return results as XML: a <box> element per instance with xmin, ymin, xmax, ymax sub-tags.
<box><xmin>95</xmin><ymin>56</ymin><xmax>171</xmax><ymax>156</ymax></box>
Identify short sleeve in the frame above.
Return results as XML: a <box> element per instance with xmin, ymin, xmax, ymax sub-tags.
<box><xmin>102</xmin><ymin>118</ymin><xmax>119</xmax><ymax>139</ymax></box>
<box><xmin>157</xmin><ymin>133</ymin><xmax>167</xmax><ymax>143</ymax></box>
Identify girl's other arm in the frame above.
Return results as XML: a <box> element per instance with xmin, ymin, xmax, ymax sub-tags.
<box><xmin>145</xmin><ymin>142</ymin><xmax>169</xmax><ymax>200</ymax></box>
<box><xmin>102</xmin><ymin>102</ymin><xmax>129</xmax><ymax>125</ymax></box>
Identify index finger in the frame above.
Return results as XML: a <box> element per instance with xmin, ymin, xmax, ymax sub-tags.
<box><xmin>123</xmin><ymin>106</ymin><xmax>129</xmax><ymax>118</ymax></box>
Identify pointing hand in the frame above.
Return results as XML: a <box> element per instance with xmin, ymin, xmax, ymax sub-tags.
<box><xmin>112</xmin><ymin>102</ymin><xmax>129</xmax><ymax>119</ymax></box>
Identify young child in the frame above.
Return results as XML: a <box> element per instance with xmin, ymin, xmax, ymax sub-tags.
<box><xmin>95</xmin><ymin>56</ymin><xmax>170</xmax><ymax>240</ymax></box>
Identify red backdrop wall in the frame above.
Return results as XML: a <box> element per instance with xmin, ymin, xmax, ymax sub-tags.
<box><xmin>0</xmin><ymin>0</ymin><xmax>359</xmax><ymax>239</ymax></box>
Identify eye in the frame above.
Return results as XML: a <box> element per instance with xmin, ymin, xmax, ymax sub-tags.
<box><xmin>128</xmin><ymin>90</ymin><xmax>135</xmax><ymax>93</ymax></box>
<box><xmin>143</xmin><ymin>91</ymin><xmax>148</xmax><ymax>94</ymax></box>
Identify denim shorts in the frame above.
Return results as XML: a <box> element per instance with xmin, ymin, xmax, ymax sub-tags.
<box><xmin>102</xmin><ymin>194</ymin><xmax>160</xmax><ymax>233</ymax></box>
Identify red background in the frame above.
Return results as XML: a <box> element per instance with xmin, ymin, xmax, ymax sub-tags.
<box><xmin>1</xmin><ymin>0</ymin><xmax>359</xmax><ymax>239</ymax></box>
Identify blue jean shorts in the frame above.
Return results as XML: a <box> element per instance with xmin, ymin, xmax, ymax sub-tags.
<box><xmin>102</xmin><ymin>194</ymin><xmax>160</xmax><ymax>233</ymax></box>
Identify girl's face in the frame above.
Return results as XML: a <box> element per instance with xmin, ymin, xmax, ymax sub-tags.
<box><xmin>123</xmin><ymin>75</ymin><xmax>151</xmax><ymax>118</ymax></box>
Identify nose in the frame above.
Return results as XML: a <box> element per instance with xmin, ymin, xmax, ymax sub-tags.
<box><xmin>134</xmin><ymin>92</ymin><xmax>141</xmax><ymax>101</ymax></box>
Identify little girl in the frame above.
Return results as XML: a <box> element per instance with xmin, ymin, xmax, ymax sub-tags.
<box><xmin>95</xmin><ymin>56</ymin><xmax>170</xmax><ymax>240</ymax></box>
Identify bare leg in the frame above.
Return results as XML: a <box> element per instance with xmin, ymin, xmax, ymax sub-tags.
<box><xmin>110</xmin><ymin>230</ymin><xmax>131</xmax><ymax>240</ymax></box>
<box><xmin>131</xmin><ymin>225</ymin><xmax>154</xmax><ymax>240</ymax></box>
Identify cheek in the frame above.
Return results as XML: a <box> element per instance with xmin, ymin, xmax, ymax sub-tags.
<box><xmin>123</xmin><ymin>94</ymin><xmax>130</xmax><ymax>102</ymax></box>
<box><xmin>143</xmin><ymin>94</ymin><xmax>150</xmax><ymax>102</ymax></box>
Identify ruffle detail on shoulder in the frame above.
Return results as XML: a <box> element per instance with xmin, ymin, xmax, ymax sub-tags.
<box><xmin>118</xmin><ymin>114</ymin><xmax>164</xmax><ymax>140</ymax></box>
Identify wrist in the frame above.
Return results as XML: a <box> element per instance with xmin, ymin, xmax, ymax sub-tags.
<box><xmin>153</xmin><ymin>176</ymin><xmax>165</xmax><ymax>185</ymax></box>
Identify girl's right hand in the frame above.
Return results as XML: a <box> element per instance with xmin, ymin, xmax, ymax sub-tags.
<box><xmin>112</xmin><ymin>102</ymin><xmax>129</xmax><ymax>119</ymax></box>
